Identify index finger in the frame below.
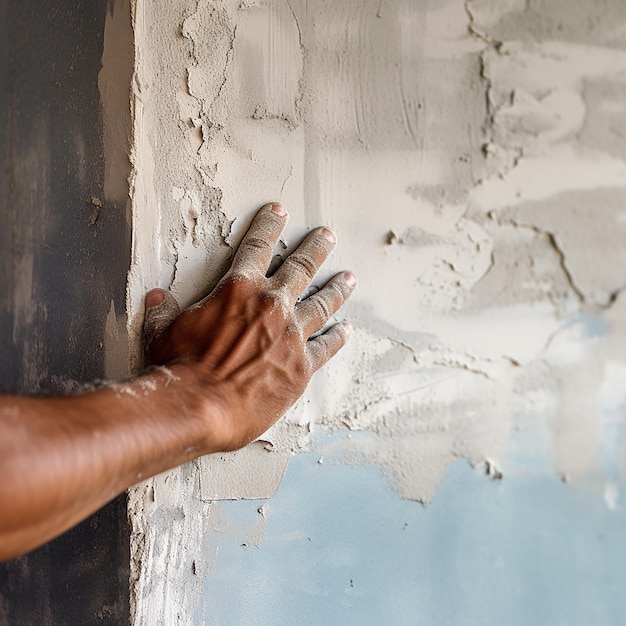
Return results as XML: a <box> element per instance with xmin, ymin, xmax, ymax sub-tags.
<box><xmin>229</xmin><ymin>203</ymin><xmax>288</xmax><ymax>277</ymax></box>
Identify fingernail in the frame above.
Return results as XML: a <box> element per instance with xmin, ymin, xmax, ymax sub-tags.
<box><xmin>343</xmin><ymin>322</ymin><xmax>353</xmax><ymax>336</ymax></box>
<box><xmin>269</xmin><ymin>202</ymin><xmax>287</xmax><ymax>216</ymax></box>
<box><xmin>145</xmin><ymin>289</ymin><xmax>165</xmax><ymax>308</ymax></box>
<box><xmin>344</xmin><ymin>271</ymin><xmax>357</xmax><ymax>288</ymax></box>
<box><xmin>321</xmin><ymin>227</ymin><xmax>336</xmax><ymax>243</ymax></box>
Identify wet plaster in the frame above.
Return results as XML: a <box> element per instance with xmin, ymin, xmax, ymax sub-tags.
<box><xmin>123</xmin><ymin>0</ymin><xmax>626</xmax><ymax>622</ymax></box>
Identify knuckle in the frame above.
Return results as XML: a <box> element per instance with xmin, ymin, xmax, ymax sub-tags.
<box><xmin>242</xmin><ymin>235</ymin><xmax>271</xmax><ymax>252</ymax></box>
<box><xmin>309</xmin><ymin>339</ymin><xmax>331</xmax><ymax>367</ymax></box>
<box><xmin>287</xmin><ymin>321</ymin><xmax>304</xmax><ymax>339</ymax></box>
<box><xmin>328</xmin><ymin>325</ymin><xmax>347</xmax><ymax>349</ymax></box>
<box><xmin>144</xmin><ymin>312</ymin><xmax>172</xmax><ymax>342</ymax></box>
<box><xmin>217</xmin><ymin>275</ymin><xmax>245</xmax><ymax>300</ymax></box>
<box><xmin>310</xmin><ymin>292</ymin><xmax>333</xmax><ymax>321</ymax></box>
<box><xmin>222</xmin><ymin>272</ymin><xmax>247</xmax><ymax>288</ymax></box>
<box><xmin>326</xmin><ymin>326</ymin><xmax>342</xmax><ymax>344</ymax></box>
<box><xmin>284</xmin><ymin>254</ymin><xmax>317</xmax><ymax>281</ymax></box>
<box><xmin>330</xmin><ymin>279</ymin><xmax>348</xmax><ymax>301</ymax></box>
<box><xmin>258</xmin><ymin>289</ymin><xmax>282</xmax><ymax>311</ymax></box>
<box><xmin>217</xmin><ymin>275</ymin><xmax>256</xmax><ymax>306</ymax></box>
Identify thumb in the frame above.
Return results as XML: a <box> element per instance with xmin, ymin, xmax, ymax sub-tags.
<box><xmin>143</xmin><ymin>288</ymin><xmax>181</xmax><ymax>352</ymax></box>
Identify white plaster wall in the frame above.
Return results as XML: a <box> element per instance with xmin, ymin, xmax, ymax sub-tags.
<box><xmin>119</xmin><ymin>0</ymin><xmax>626</xmax><ymax>622</ymax></box>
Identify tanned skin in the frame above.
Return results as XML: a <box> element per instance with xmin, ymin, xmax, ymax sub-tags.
<box><xmin>0</xmin><ymin>203</ymin><xmax>356</xmax><ymax>561</ymax></box>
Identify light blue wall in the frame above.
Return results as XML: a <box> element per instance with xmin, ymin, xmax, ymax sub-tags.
<box><xmin>202</xmin><ymin>410</ymin><xmax>626</xmax><ymax>626</ymax></box>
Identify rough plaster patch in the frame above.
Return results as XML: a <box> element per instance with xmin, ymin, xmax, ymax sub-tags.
<box><xmin>123</xmin><ymin>0</ymin><xmax>626</xmax><ymax>622</ymax></box>
<box><xmin>511</xmin><ymin>195</ymin><xmax>626</xmax><ymax>308</ymax></box>
<box><xmin>199</xmin><ymin>442</ymin><xmax>290</xmax><ymax>500</ymax></box>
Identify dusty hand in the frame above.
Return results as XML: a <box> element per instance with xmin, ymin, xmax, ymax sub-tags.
<box><xmin>142</xmin><ymin>203</ymin><xmax>356</xmax><ymax>452</ymax></box>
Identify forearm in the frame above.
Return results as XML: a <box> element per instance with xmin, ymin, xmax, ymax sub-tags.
<box><xmin>0</xmin><ymin>202</ymin><xmax>355</xmax><ymax>561</ymax></box>
<box><xmin>0</xmin><ymin>365</ymin><xmax>219</xmax><ymax>561</ymax></box>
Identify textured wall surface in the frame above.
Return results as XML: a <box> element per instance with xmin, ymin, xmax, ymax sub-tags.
<box><xmin>124</xmin><ymin>0</ymin><xmax>626</xmax><ymax>622</ymax></box>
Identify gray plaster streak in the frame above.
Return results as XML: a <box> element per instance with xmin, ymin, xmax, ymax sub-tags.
<box><xmin>98</xmin><ymin>0</ymin><xmax>134</xmax><ymax>206</ymax></box>
<box><xmin>124</xmin><ymin>0</ymin><xmax>626</xmax><ymax>622</ymax></box>
<box><xmin>468</xmin><ymin>0</ymin><xmax>626</xmax><ymax>48</ymax></box>
<box><xmin>580</xmin><ymin>77</ymin><xmax>626</xmax><ymax>160</ymax></box>
<box><xmin>511</xmin><ymin>193</ymin><xmax>626</xmax><ymax>308</ymax></box>
<box><xmin>199</xmin><ymin>442</ymin><xmax>290</xmax><ymax>500</ymax></box>
<box><xmin>104</xmin><ymin>300</ymin><xmax>129</xmax><ymax>379</ymax></box>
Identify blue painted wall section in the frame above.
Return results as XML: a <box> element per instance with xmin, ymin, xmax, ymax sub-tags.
<box><xmin>203</xmin><ymin>411</ymin><xmax>625</xmax><ymax>625</ymax></box>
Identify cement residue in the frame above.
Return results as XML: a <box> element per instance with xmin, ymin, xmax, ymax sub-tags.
<box><xmin>123</xmin><ymin>0</ymin><xmax>626</xmax><ymax>622</ymax></box>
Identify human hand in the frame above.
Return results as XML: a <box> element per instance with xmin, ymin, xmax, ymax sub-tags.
<box><xmin>142</xmin><ymin>203</ymin><xmax>356</xmax><ymax>452</ymax></box>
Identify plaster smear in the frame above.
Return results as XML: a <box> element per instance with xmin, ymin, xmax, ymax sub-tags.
<box><xmin>121</xmin><ymin>0</ymin><xmax>626</xmax><ymax>622</ymax></box>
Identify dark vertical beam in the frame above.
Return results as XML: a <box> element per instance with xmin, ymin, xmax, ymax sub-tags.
<box><xmin>0</xmin><ymin>1</ymin><xmax>131</xmax><ymax>623</ymax></box>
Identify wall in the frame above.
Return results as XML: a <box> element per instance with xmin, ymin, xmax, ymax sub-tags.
<box><xmin>123</xmin><ymin>0</ymin><xmax>626</xmax><ymax>623</ymax></box>
<box><xmin>0</xmin><ymin>0</ymin><xmax>132</xmax><ymax>623</ymax></box>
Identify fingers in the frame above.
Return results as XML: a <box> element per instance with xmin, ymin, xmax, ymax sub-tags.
<box><xmin>272</xmin><ymin>227</ymin><xmax>336</xmax><ymax>300</ymax></box>
<box><xmin>230</xmin><ymin>203</ymin><xmax>288</xmax><ymax>278</ymax></box>
<box><xmin>143</xmin><ymin>289</ymin><xmax>180</xmax><ymax>351</ymax></box>
<box><xmin>296</xmin><ymin>271</ymin><xmax>357</xmax><ymax>338</ymax></box>
<box><xmin>306</xmin><ymin>322</ymin><xmax>352</xmax><ymax>371</ymax></box>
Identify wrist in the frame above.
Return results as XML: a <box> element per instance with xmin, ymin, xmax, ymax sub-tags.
<box><xmin>137</xmin><ymin>363</ymin><xmax>234</xmax><ymax>456</ymax></box>
<box><xmin>172</xmin><ymin>362</ymin><xmax>237</xmax><ymax>454</ymax></box>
